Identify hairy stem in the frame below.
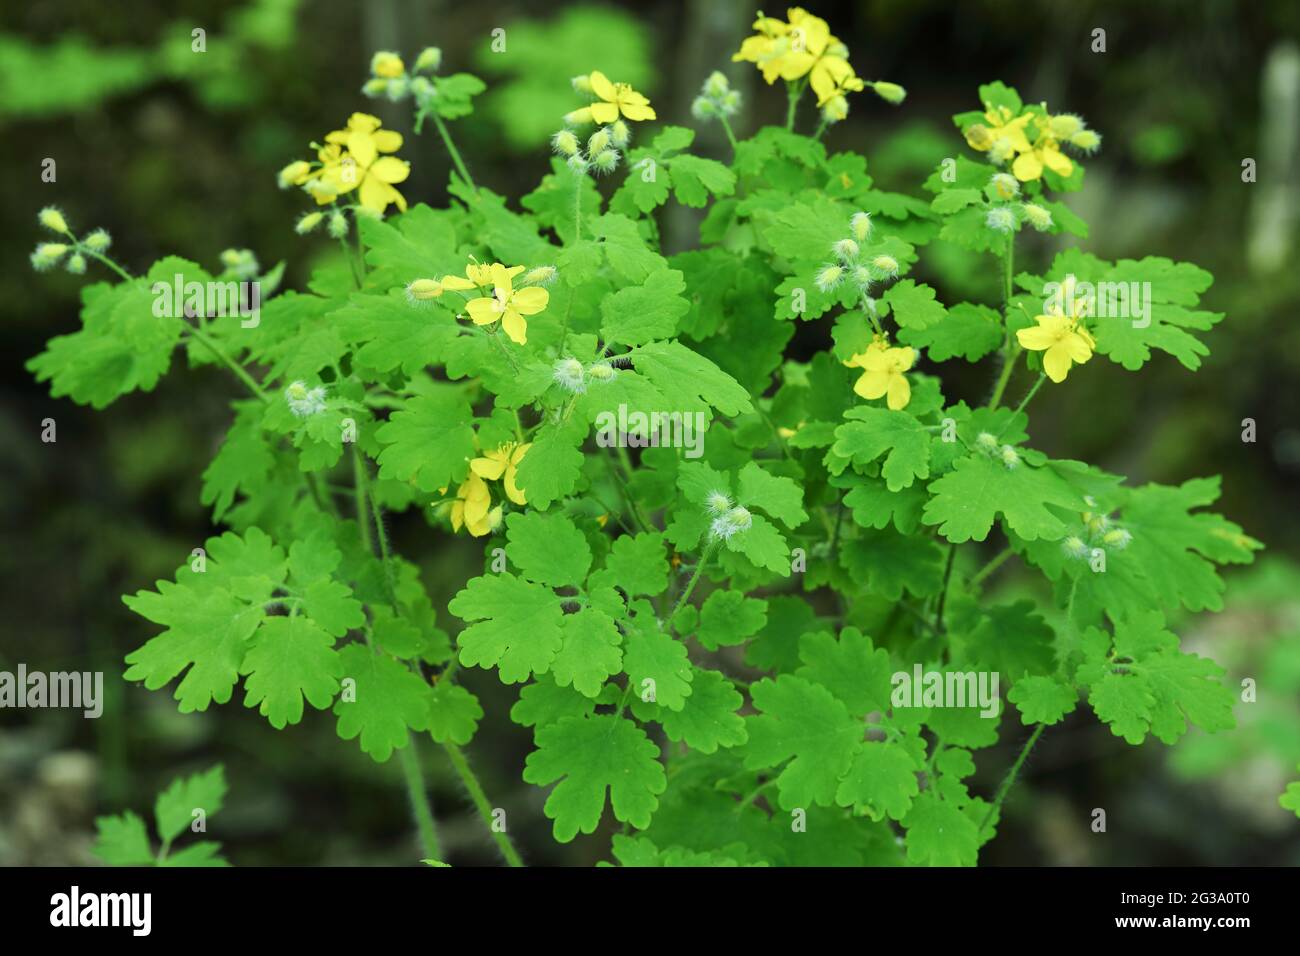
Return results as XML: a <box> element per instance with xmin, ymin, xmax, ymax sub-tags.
<box><xmin>430</xmin><ymin>112</ymin><xmax>477</xmax><ymax>193</ymax></box>
<box><xmin>398</xmin><ymin>736</ymin><xmax>442</xmax><ymax>860</ymax></box>
<box><xmin>187</xmin><ymin>325</ymin><xmax>269</xmax><ymax>403</ymax></box>
<box><xmin>671</xmin><ymin>543</ymin><xmax>715</xmax><ymax>618</ymax></box>
<box><xmin>442</xmin><ymin>742</ymin><xmax>524</xmax><ymax>867</ymax></box>
<box><xmin>979</xmin><ymin>724</ymin><xmax>1045</xmax><ymax>839</ymax></box>
<box><xmin>718</xmin><ymin>114</ymin><xmax>740</xmax><ymax>154</ymax></box>
<box><xmin>934</xmin><ymin>543</ymin><xmax>957</xmax><ymax>632</ymax></box>
<box><xmin>1008</xmin><ymin>372</ymin><xmax>1048</xmax><ymax>421</ymax></box>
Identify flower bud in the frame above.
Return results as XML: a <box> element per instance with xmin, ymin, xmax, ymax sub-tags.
<box><xmin>990</xmin><ymin>172</ymin><xmax>1019</xmax><ymax>200</ymax></box>
<box><xmin>362</xmin><ymin>78</ymin><xmax>388</xmax><ymax>97</ymax></box>
<box><xmin>410</xmin><ymin>76</ymin><xmax>435</xmax><ymax>102</ymax></box>
<box><xmin>986</xmin><ymin>207</ymin><xmax>1017</xmax><ymax>233</ymax></box>
<box><xmin>566</xmin><ymin>153</ymin><xmax>590</xmax><ymax>174</ymax></box>
<box><xmin>1102</xmin><ymin>528</ymin><xmax>1133</xmax><ymax>550</ymax></box>
<box><xmin>850</xmin><ymin>211</ymin><xmax>873</xmax><ymax>242</ymax></box>
<box><xmin>277</xmin><ymin>160</ymin><xmax>311</xmax><ymax>189</ymax></box>
<box><xmin>406</xmin><ymin>279</ymin><xmax>443</xmax><ymax>301</ymax></box>
<box><xmin>295</xmin><ymin>211</ymin><xmax>325</xmax><ymax>234</ymax></box>
<box><xmin>286</xmin><ymin>381</ymin><xmax>327</xmax><ymax>418</ymax></box>
<box><xmin>815</xmin><ymin>264</ymin><xmax>844</xmax><ymax>292</ymax></box>
<box><xmin>522</xmin><ymin>265</ymin><xmax>558</xmax><ymax>286</ymax></box>
<box><xmin>610</xmin><ymin>120</ymin><xmax>631</xmax><ymax>149</ymax></box>
<box><xmin>989</xmin><ymin>137</ymin><xmax>1016</xmax><ymax>165</ymax></box>
<box><xmin>385</xmin><ymin>76</ymin><xmax>410</xmax><ymax>101</ymax></box>
<box><xmin>965</xmin><ymin>124</ymin><xmax>994</xmax><ymax>150</ymax></box>
<box><xmin>38</xmin><ymin>206</ymin><xmax>69</xmax><ymax>233</ymax></box>
<box><xmin>563</xmin><ymin>109</ymin><xmax>590</xmax><ymax>127</ymax></box>
<box><xmin>588</xmin><ymin>128</ymin><xmax>611</xmax><ymax>155</ymax></box>
<box><xmin>552</xmin><ymin>357</ymin><xmax>586</xmax><ymax>393</ymax></box>
<box><xmin>591</xmin><ymin>148</ymin><xmax>620</xmax><ymax>175</ymax></box>
<box><xmin>871</xmin><ymin>254</ymin><xmax>899</xmax><ymax>278</ymax></box>
<box><xmin>704</xmin><ymin>71</ymin><xmax>730</xmax><ymax>98</ymax></box>
<box><xmin>1049</xmin><ymin>113</ymin><xmax>1084</xmax><ymax>139</ymax></box>
<box><xmin>414</xmin><ymin>47</ymin><xmax>442</xmax><ymax>73</ymax></box>
<box><xmin>691</xmin><ymin>96</ymin><xmax>717</xmax><ymax>120</ymax></box>
<box><xmin>872</xmin><ymin>81</ymin><xmax>907</xmax><ymax>105</ymax></box>
<box><xmin>83</xmin><ymin>228</ymin><xmax>112</xmax><ymax>251</ymax></box>
<box><xmin>1021</xmin><ymin>202</ymin><xmax>1053</xmax><ymax>231</ymax></box>
<box><xmin>706</xmin><ymin>491</ymin><xmax>732</xmax><ymax>515</ymax></box>
<box><xmin>1062</xmin><ymin>535</ymin><xmax>1088</xmax><ymax>559</ymax></box>
<box><xmin>552</xmin><ymin>129</ymin><xmax>580</xmax><ymax>156</ymax></box>
<box><xmin>31</xmin><ymin>242</ymin><xmax>69</xmax><ymax>270</ymax></box>
<box><xmin>370</xmin><ymin>51</ymin><xmax>405</xmax><ymax>79</ymax></box>
<box><xmin>833</xmin><ymin>238</ymin><xmax>859</xmax><ymax>262</ymax></box>
<box><xmin>999</xmin><ymin>444</ymin><xmax>1020</xmax><ymax>469</ymax></box>
<box><xmin>852</xmin><ymin>265</ymin><xmax>872</xmax><ymax>289</ymax></box>
<box><xmin>328</xmin><ymin>210</ymin><xmax>349</xmax><ymax>238</ymax></box>
<box><xmin>571</xmin><ymin>74</ymin><xmax>593</xmax><ymax>94</ymax></box>
<box><xmin>975</xmin><ymin>431</ymin><xmax>999</xmax><ymax>451</ymax></box>
<box><xmin>821</xmin><ymin>94</ymin><xmax>848</xmax><ymax>123</ymax></box>
<box><xmin>587</xmin><ymin>361</ymin><xmax>616</xmax><ymax>383</ymax></box>
<box><xmin>1070</xmin><ymin>129</ymin><xmax>1102</xmax><ymax>153</ymax></box>
<box><xmin>65</xmin><ymin>253</ymin><xmax>87</xmax><ymax>274</ymax></box>
<box><xmin>719</xmin><ymin>89</ymin><xmax>742</xmax><ymax>115</ymax></box>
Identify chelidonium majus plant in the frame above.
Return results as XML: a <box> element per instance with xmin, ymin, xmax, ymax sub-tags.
<box><xmin>30</xmin><ymin>8</ymin><xmax>1276</xmax><ymax>867</ymax></box>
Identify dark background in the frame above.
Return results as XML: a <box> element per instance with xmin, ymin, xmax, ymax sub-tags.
<box><xmin>1</xmin><ymin>0</ymin><xmax>1297</xmax><ymax>866</ymax></box>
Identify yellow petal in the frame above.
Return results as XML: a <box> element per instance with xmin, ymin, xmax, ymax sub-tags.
<box><xmin>588</xmin><ymin>70</ymin><xmax>616</xmax><ymax>102</ymax></box>
<box><xmin>1011</xmin><ymin>151</ymin><xmax>1044</xmax><ymax>182</ymax></box>
<box><xmin>439</xmin><ymin>274</ymin><xmax>476</xmax><ymax>291</ymax></box>
<box><xmin>501</xmin><ymin>308</ymin><xmax>528</xmax><ymax>344</ymax></box>
<box><xmin>372</xmin><ymin>129</ymin><xmax>403</xmax><ymax>153</ymax></box>
<box><xmin>1064</xmin><ymin>331</ymin><xmax>1093</xmax><ymax>363</ymax></box>
<box><xmin>1016</xmin><ymin>325</ymin><xmax>1056</xmax><ymax>352</ymax></box>
<box><xmin>370</xmin><ymin>156</ymin><xmax>410</xmax><ymax>184</ymax></box>
<box><xmin>348</xmin><ymin>133</ymin><xmax>378</xmax><ymax>168</ymax></box>
<box><xmin>619</xmin><ymin>101</ymin><xmax>656</xmax><ymax>121</ymax></box>
<box><xmin>1042</xmin><ymin>146</ymin><xmax>1074</xmax><ymax>177</ymax></box>
<box><xmin>886</xmin><ymin>374</ymin><xmax>911</xmax><ymax>411</ymax></box>
<box><xmin>511</xmin><ymin>286</ymin><xmax>549</xmax><ymax>315</ymax></box>
<box><xmin>466</xmin><ymin>264</ymin><xmax>495</xmax><ymax>286</ymax></box>
<box><xmin>853</xmin><ymin>369</ymin><xmax>889</xmax><ymax>400</ymax></box>
<box><xmin>1043</xmin><ymin>344</ymin><xmax>1072</xmax><ymax>383</ymax></box>
<box><xmin>471</xmin><ymin>453</ymin><xmax>508</xmax><ymax>480</ymax></box>
<box><xmin>590</xmin><ymin>101</ymin><xmax>620</xmax><ymax>124</ymax></box>
<box><xmin>465</xmin><ymin>297</ymin><xmax>501</xmax><ymax>325</ymax></box>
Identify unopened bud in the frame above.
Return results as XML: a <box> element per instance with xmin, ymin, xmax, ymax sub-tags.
<box><xmin>872</xmin><ymin>81</ymin><xmax>907</xmax><ymax>105</ymax></box>
<box><xmin>38</xmin><ymin>206</ymin><xmax>69</xmax><ymax>233</ymax></box>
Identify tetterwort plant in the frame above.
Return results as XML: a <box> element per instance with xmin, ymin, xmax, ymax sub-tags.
<box><xmin>31</xmin><ymin>8</ymin><xmax>1274</xmax><ymax>866</ymax></box>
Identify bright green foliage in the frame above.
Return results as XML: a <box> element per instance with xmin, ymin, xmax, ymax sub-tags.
<box><xmin>31</xmin><ymin>35</ymin><xmax>1263</xmax><ymax>872</ymax></box>
<box><xmin>95</xmin><ymin>766</ymin><xmax>229</xmax><ymax>866</ymax></box>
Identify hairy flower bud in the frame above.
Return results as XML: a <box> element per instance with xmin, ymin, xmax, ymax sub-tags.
<box><xmin>986</xmin><ymin>207</ymin><xmax>1017</xmax><ymax>233</ymax></box>
<box><xmin>414</xmin><ymin>47</ymin><xmax>442</xmax><ymax>73</ymax></box>
<box><xmin>552</xmin><ymin>129</ymin><xmax>580</xmax><ymax>157</ymax></box>
<box><xmin>83</xmin><ymin>228</ymin><xmax>112</xmax><ymax>252</ymax></box>
<box><xmin>406</xmin><ymin>278</ymin><xmax>442</xmax><ymax>301</ymax></box>
<box><xmin>833</xmin><ymin>238</ymin><xmax>860</xmax><ymax>262</ymax></box>
<box><xmin>295</xmin><ymin>211</ymin><xmax>325</xmax><ymax>234</ymax></box>
<box><xmin>990</xmin><ymin>172</ymin><xmax>1020</xmax><ymax>200</ymax></box>
<box><xmin>871</xmin><ymin>254</ymin><xmax>899</xmax><ymax>278</ymax></box>
<box><xmin>553</xmin><ymin>357</ymin><xmax>586</xmax><ymax>393</ymax></box>
<box><xmin>65</xmin><ymin>253</ymin><xmax>87</xmax><ymax>274</ymax></box>
<box><xmin>609</xmin><ymin>120</ymin><xmax>631</xmax><ymax>149</ymax></box>
<box><xmin>38</xmin><ymin>206</ymin><xmax>69</xmax><ymax>233</ymax></box>
<box><xmin>1021</xmin><ymin>202</ymin><xmax>1053</xmax><ymax>231</ymax></box>
<box><xmin>370</xmin><ymin>51</ymin><xmax>405</xmax><ymax>79</ymax></box>
<box><xmin>815</xmin><ymin>264</ymin><xmax>844</xmax><ymax>292</ymax></box>
<box><xmin>277</xmin><ymin>160</ymin><xmax>311</xmax><ymax>189</ymax></box>
<box><xmin>872</xmin><ymin>81</ymin><xmax>907</xmax><ymax>105</ymax></box>
<box><xmin>850</xmin><ymin>211</ymin><xmax>873</xmax><ymax>242</ymax></box>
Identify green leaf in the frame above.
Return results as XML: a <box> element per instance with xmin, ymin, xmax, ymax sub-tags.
<box><xmin>449</xmin><ymin>573</ymin><xmax>565</xmax><ymax>683</ymax></box>
<box><xmin>633</xmin><ymin>341</ymin><xmax>753</xmax><ymax>417</ymax></box>
<box><xmin>923</xmin><ymin>454</ymin><xmax>1086</xmax><ymax>543</ymax></box>
<box><xmin>597</xmin><ymin>531</ymin><xmax>669</xmax><ymax>597</ymax></box>
<box><xmin>375</xmin><ymin>392</ymin><xmax>475</xmax><ymax>493</ymax></box>
<box><xmin>841</xmin><ymin>527</ymin><xmax>945</xmax><ymax>600</ymax></box>
<box><xmin>898</xmin><ymin>302</ymin><xmax>1002</xmax><ymax>362</ymax></box>
<box><xmin>795</xmin><ymin>628</ymin><xmax>894</xmax><ymax>717</ymax></box>
<box><xmin>92</xmin><ymin>812</ymin><xmax>155</xmax><ymax>866</ymax></box>
<box><xmin>632</xmin><ymin>667</ymin><xmax>748</xmax><ymax>754</ymax></box>
<box><xmin>832</xmin><ymin>407</ymin><xmax>931</xmax><ymax>491</ymax></box>
<box><xmin>429</xmin><ymin>72</ymin><xmax>486</xmax><ymax>119</ymax></box>
<box><xmin>511</xmin><ymin>678</ymin><xmax>595</xmax><ymax>729</ymax></box>
<box><xmin>882</xmin><ymin>280</ymin><xmax>946</xmax><ymax>330</ymax></box>
<box><xmin>903</xmin><ymin>792</ymin><xmax>979</xmax><ymax>866</ymax></box>
<box><xmin>835</xmin><ymin>742</ymin><xmax>922</xmax><ymax>820</ymax></box>
<box><xmin>241</xmin><ymin>616</ymin><xmax>342</xmax><ymax>729</ymax></box>
<box><xmin>622</xmin><ymin>618</ymin><xmax>694</xmax><ymax>710</ymax></box>
<box><xmin>737</xmin><ymin>461</ymin><xmax>808</xmax><ymax>528</ymax></box>
<box><xmin>427</xmin><ymin>681</ymin><xmax>483</xmax><ymax>745</ymax></box>
<box><xmin>505</xmin><ymin>511</ymin><xmax>592</xmax><ymax>587</ymax></box>
<box><xmin>333</xmin><ymin>644</ymin><xmax>433</xmax><ymax>762</ymax></box>
<box><xmin>1007</xmin><ymin>677</ymin><xmax>1076</xmax><ymax>726</ymax></box>
<box><xmin>600</xmin><ymin>268</ymin><xmax>690</xmax><ymax>346</ymax></box>
<box><xmin>744</xmin><ymin>675</ymin><xmax>862</xmax><ymax>809</ymax></box>
<box><xmin>551</xmin><ymin>607</ymin><xmax>623</xmax><ymax>698</ymax></box>
<box><xmin>155</xmin><ymin>765</ymin><xmax>227</xmax><ymax>844</ymax></box>
<box><xmin>695</xmin><ymin>590</ymin><xmax>768</xmax><ymax>650</ymax></box>
<box><xmin>514</xmin><ymin>415</ymin><xmax>587</xmax><ymax>509</ymax></box>
<box><xmin>669</xmin><ymin>153</ymin><xmax>737</xmax><ymax>207</ymax></box>
<box><xmin>523</xmin><ymin>714</ymin><xmax>667</xmax><ymax>841</ymax></box>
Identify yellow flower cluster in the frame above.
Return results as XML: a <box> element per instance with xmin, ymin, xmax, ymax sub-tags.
<box><xmin>408</xmin><ymin>262</ymin><xmax>550</xmax><ymax>345</ymax></box>
<box><xmin>845</xmin><ymin>336</ymin><xmax>916</xmax><ymax>410</ymax></box>
<box><xmin>442</xmin><ymin>443</ymin><xmax>531</xmax><ymax>537</ymax></box>
<box><xmin>963</xmin><ymin>103</ymin><xmax>1099</xmax><ymax>183</ymax></box>
<box><xmin>277</xmin><ymin>113</ymin><xmax>410</xmax><ymax>216</ymax></box>
<box><xmin>731</xmin><ymin>8</ymin><xmax>899</xmax><ymax>121</ymax></box>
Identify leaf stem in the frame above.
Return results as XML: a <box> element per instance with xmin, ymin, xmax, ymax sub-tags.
<box><xmin>986</xmin><ymin>346</ymin><xmax>1020</xmax><ymax>410</ymax></box>
<box><xmin>442</xmin><ymin>742</ymin><xmax>524</xmax><ymax>867</ymax></box>
<box><xmin>718</xmin><ymin>114</ymin><xmax>740</xmax><ymax>154</ymax></box>
<box><xmin>1008</xmin><ymin>372</ymin><xmax>1048</xmax><ymax>421</ymax></box>
<box><xmin>186</xmin><ymin>324</ymin><xmax>270</xmax><ymax>403</ymax></box>
<box><xmin>671</xmin><ymin>542</ymin><xmax>715</xmax><ymax>618</ymax></box>
<box><xmin>934</xmin><ymin>543</ymin><xmax>957</xmax><ymax>632</ymax></box>
<box><xmin>979</xmin><ymin>723</ymin><xmax>1045</xmax><ymax>839</ymax></box>
<box><xmin>970</xmin><ymin>546</ymin><xmax>1014</xmax><ymax>588</ymax></box>
<box><xmin>430</xmin><ymin>111</ymin><xmax>477</xmax><ymax>194</ymax></box>
<box><xmin>572</xmin><ymin>166</ymin><xmax>584</xmax><ymax>243</ymax></box>
<box><xmin>398</xmin><ymin>736</ymin><xmax>442</xmax><ymax>860</ymax></box>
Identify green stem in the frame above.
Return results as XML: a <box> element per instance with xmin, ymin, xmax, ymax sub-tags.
<box><xmin>934</xmin><ymin>543</ymin><xmax>957</xmax><ymax>632</ymax></box>
<box><xmin>671</xmin><ymin>543</ymin><xmax>715</xmax><ymax>618</ymax></box>
<box><xmin>718</xmin><ymin>114</ymin><xmax>740</xmax><ymax>154</ymax></box>
<box><xmin>1008</xmin><ymin>373</ymin><xmax>1048</xmax><ymax>421</ymax></box>
<box><xmin>352</xmin><ymin>445</ymin><xmax>373</xmax><ymax>554</ymax></box>
<box><xmin>785</xmin><ymin>79</ymin><xmax>804</xmax><ymax>131</ymax></box>
<box><xmin>83</xmin><ymin>248</ymin><xmax>133</xmax><ymax>282</ymax></box>
<box><xmin>572</xmin><ymin>166</ymin><xmax>584</xmax><ymax>242</ymax></box>
<box><xmin>187</xmin><ymin>324</ymin><xmax>269</xmax><ymax>403</ymax></box>
<box><xmin>979</xmin><ymin>724</ymin><xmax>1045</xmax><ymax>839</ymax></box>
<box><xmin>430</xmin><ymin>112</ymin><xmax>477</xmax><ymax>193</ymax></box>
<box><xmin>986</xmin><ymin>347</ymin><xmax>1020</xmax><ymax>410</ymax></box>
<box><xmin>811</xmin><ymin>118</ymin><xmax>828</xmax><ymax>142</ymax></box>
<box><xmin>442</xmin><ymin>742</ymin><xmax>524</xmax><ymax>867</ymax></box>
<box><xmin>398</xmin><ymin>737</ymin><xmax>442</xmax><ymax>860</ymax></box>
<box><xmin>970</xmin><ymin>546</ymin><xmax>1014</xmax><ymax>588</ymax></box>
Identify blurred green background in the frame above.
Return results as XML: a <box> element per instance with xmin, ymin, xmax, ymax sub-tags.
<box><xmin>2</xmin><ymin>0</ymin><xmax>1298</xmax><ymax>866</ymax></box>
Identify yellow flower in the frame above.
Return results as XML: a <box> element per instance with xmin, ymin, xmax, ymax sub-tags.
<box><xmin>320</xmin><ymin>113</ymin><xmax>411</xmax><ymax>214</ymax></box>
<box><xmin>1010</xmin><ymin>115</ymin><xmax>1075</xmax><ymax>182</ymax></box>
<box><xmin>1016</xmin><ymin>281</ymin><xmax>1096</xmax><ymax>383</ymax></box>
<box><xmin>470</xmin><ymin>442</ymin><xmax>531</xmax><ymax>506</ymax></box>
<box><xmin>964</xmin><ymin>105</ymin><xmax>1033</xmax><ymax>162</ymax></box>
<box><xmin>464</xmin><ymin>263</ymin><xmax>549</xmax><ymax>345</ymax></box>
<box><xmin>371</xmin><ymin>51</ymin><xmax>405</xmax><ymax>79</ymax></box>
<box><xmin>732</xmin><ymin>8</ymin><xmax>859</xmax><ymax>107</ymax></box>
<box><xmin>449</xmin><ymin>472</ymin><xmax>495</xmax><ymax>536</ymax></box>
<box><xmin>846</xmin><ymin>339</ymin><xmax>914</xmax><ymax>410</ymax></box>
<box><xmin>568</xmin><ymin>71</ymin><xmax>656</xmax><ymax>125</ymax></box>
